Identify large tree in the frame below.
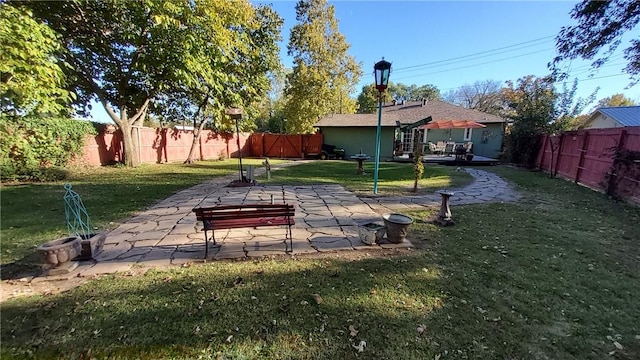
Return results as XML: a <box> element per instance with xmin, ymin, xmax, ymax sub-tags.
<box><xmin>155</xmin><ymin>3</ymin><xmax>283</xmax><ymax>164</ymax></box>
<box><xmin>443</xmin><ymin>80</ymin><xmax>505</xmax><ymax>116</ymax></box>
<box><xmin>284</xmin><ymin>0</ymin><xmax>362</xmax><ymax>134</ymax></box>
<box><xmin>23</xmin><ymin>0</ymin><xmax>273</xmax><ymax>167</ymax></box>
<box><xmin>552</xmin><ymin>0</ymin><xmax>640</xmax><ymax>85</ymax></box>
<box><xmin>356</xmin><ymin>82</ymin><xmax>439</xmax><ymax>114</ymax></box>
<box><xmin>387</xmin><ymin>83</ymin><xmax>440</xmax><ymax>103</ymax></box>
<box><xmin>502</xmin><ymin>75</ymin><xmax>596</xmax><ymax>168</ymax></box>
<box><xmin>356</xmin><ymin>83</ymin><xmax>392</xmax><ymax>114</ymax></box>
<box><xmin>596</xmin><ymin>93</ymin><xmax>637</xmax><ymax>108</ymax></box>
<box><xmin>0</xmin><ymin>4</ymin><xmax>72</xmax><ymax>116</ymax></box>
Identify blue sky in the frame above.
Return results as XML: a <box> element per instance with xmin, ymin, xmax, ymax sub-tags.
<box><xmin>267</xmin><ymin>0</ymin><xmax>639</xmax><ymax>104</ymax></box>
<box><xmin>89</xmin><ymin>1</ymin><xmax>639</xmax><ymax>122</ymax></box>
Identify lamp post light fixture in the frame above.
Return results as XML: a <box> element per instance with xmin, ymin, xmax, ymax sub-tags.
<box><xmin>373</xmin><ymin>58</ymin><xmax>391</xmax><ymax>194</ymax></box>
<box><xmin>226</xmin><ymin>107</ymin><xmax>244</xmax><ymax>182</ymax></box>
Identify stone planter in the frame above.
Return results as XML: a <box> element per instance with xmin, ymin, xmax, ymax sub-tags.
<box><xmin>77</xmin><ymin>232</ymin><xmax>107</xmax><ymax>260</ymax></box>
<box><xmin>36</xmin><ymin>236</ymin><xmax>82</xmax><ymax>266</ymax></box>
<box><xmin>358</xmin><ymin>223</ymin><xmax>386</xmax><ymax>245</ymax></box>
<box><xmin>382</xmin><ymin>213</ymin><xmax>414</xmax><ymax>244</ymax></box>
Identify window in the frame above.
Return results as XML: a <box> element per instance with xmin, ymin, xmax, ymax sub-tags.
<box><xmin>463</xmin><ymin>128</ymin><xmax>472</xmax><ymax>141</ymax></box>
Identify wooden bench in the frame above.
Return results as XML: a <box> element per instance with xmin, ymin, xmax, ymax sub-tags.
<box><xmin>192</xmin><ymin>204</ymin><xmax>295</xmax><ymax>258</ymax></box>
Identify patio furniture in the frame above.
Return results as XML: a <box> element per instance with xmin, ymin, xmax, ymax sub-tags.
<box><xmin>193</xmin><ymin>204</ymin><xmax>295</xmax><ymax>258</ymax></box>
<box><xmin>444</xmin><ymin>142</ymin><xmax>455</xmax><ymax>156</ymax></box>
<box><xmin>454</xmin><ymin>144</ymin><xmax>467</xmax><ymax>161</ymax></box>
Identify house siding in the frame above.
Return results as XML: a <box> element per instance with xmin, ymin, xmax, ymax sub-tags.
<box><xmin>585</xmin><ymin>114</ymin><xmax>624</xmax><ymax>129</ymax></box>
<box><xmin>320</xmin><ymin>127</ymin><xmax>396</xmax><ymax>160</ymax></box>
<box><xmin>424</xmin><ymin>123</ymin><xmax>504</xmax><ymax>158</ymax></box>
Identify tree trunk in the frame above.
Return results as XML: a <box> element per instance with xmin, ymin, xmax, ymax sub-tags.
<box><xmin>99</xmin><ymin>98</ymin><xmax>149</xmax><ymax>167</ymax></box>
<box><xmin>185</xmin><ymin>120</ymin><xmax>207</xmax><ymax>164</ymax></box>
<box><xmin>120</xmin><ymin>122</ymin><xmax>139</xmax><ymax>167</ymax></box>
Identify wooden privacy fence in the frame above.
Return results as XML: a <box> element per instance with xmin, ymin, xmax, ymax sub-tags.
<box><xmin>248</xmin><ymin>133</ymin><xmax>323</xmax><ymax>158</ymax></box>
<box><xmin>536</xmin><ymin>127</ymin><xmax>640</xmax><ymax>204</ymax></box>
<box><xmin>80</xmin><ymin>127</ymin><xmax>250</xmax><ymax>165</ymax></box>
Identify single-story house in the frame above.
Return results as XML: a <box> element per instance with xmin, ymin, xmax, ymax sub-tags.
<box><xmin>581</xmin><ymin>106</ymin><xmax>640</xmax><ymax>129</ymax></box>
<box><xmin>314</xmin><ymin>99</ymin><xmax>507</xmax><ymax>159</ymax></box>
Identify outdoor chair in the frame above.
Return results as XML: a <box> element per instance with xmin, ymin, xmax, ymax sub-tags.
<box><xmin>433</xmin><ymin>141</ymin><xmax>446</xmax><ymax>155</ymax></box>
<box><xmin>444</xmin><ymin>142</ymin><xmax>455</xmax><ymax>156</ymax></box>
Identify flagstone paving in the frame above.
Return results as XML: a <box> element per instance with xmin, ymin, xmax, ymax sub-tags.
<box><xmin>28</xmin><ymin>163</ymin><xmax>521</xmax><ymax>283</ymax></box>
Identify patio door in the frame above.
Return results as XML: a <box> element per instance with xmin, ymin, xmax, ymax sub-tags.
<box><xmin>401</xmin><ymin>129</ymin><xmax>426</xmax><ymax>153</ymax></box>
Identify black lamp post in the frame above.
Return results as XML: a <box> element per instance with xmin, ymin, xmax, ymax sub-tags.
<box><xmin>226</xmin><ymin>107</ymin><xmax>244</xmax><ymax>182</ymax></box>
<box><xmin>373</xmin><ymin>58</ymin><xmax>391</xmax><ymax>194</ymax></box>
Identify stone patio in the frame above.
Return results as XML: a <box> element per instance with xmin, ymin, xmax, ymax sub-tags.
<box><xmin>27</xmin><ymin>163</ymin><xmax>521</xmax><ymax>281</ymax></box>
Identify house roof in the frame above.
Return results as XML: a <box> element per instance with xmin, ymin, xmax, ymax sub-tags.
<box><xmin>315</xmin><ymin>100</ymin><xmax>506</xmax><ymax>127</ymax></box>
<box><xmin>314</xmin><ymin>113</ymin><xmax>402</xmax><ymax>127</ymax></box>
<box><xmin>589</xmin><ymin>106</ymin><xmax>640</xmax><ymax>127</ymax></box>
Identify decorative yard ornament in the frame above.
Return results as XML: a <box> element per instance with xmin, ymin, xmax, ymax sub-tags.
<box><xmin>373</xmin><ymin>58</ymin><xmax>392</xmax><ymax>194</ymax></box>
<box><xmin>63</xmin><ymin>183</ymin><xmax>93</xmax><ymax>238</ymax></box>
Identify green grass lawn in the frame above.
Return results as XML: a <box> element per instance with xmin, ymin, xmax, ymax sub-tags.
<box><xmin>2</xmin><ymin>166</ymin><xmax>639</xmax><ymax>359</ymax></box>
<box><xmin>0</xmin><ymin>159</ymin><xmax>286</xmax><ymax>266</ymax></box>
<box><xmin>260</xmin><ymin>160</ymin><xmax>472</xmax><ymax>196</ymax></box>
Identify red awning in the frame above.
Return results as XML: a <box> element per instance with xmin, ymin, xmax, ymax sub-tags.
<box><xmin>420</xmin><ymin>120</ymin><xmax>487</xmax><ymax>129</ymax></box>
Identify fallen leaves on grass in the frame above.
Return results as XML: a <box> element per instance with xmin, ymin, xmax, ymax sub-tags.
<box><xmin>348</xmin><ymin>325</ymin><xmax>358</xmax><ymax>337</ymax></box>
<box><xmin>311</xmin><ymin>293</ymin><xmax>323</xmax><ymax>304</ymax></box>
<box><xmin>352</xmin><ymin>340</ymin><xmax>366</xmax><ymax>353</ymax></box>
<box><xmin>417</xmin><ymin>324</ymin><xmax>425</xmax><ymax>335</ymax></box>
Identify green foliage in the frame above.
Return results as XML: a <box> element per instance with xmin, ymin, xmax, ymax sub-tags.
<box><xmin>387</xmin><ymin>82</ymin><xmax>441</xmax><ymax>102</ymax></box>
<box><xmin>284</xmin><ymin>0</ymin><xmax>362</xmax><ymax>133</ymax></box>
<box><xmin>356</xmin><ymin>82</ymin><xmax>440</xmax><ymax>114</ymax></box>
<box><xmin>0</xmin><ymin>116</ymin><xmax>95</xmax><ymax>181</ymax></box>
<box><xmin>24</xmin><ymin>0</ymin><xmax>280</xmax><ymax>167</ymax></box>
<box><xmin>0</xmin><ymin>3</ymin><xmax>73</xmax><ymax>116</ymax></box>
<box><xmin>553</xmin><ymin>0</ymin><xmax>640</xmax><ymax>85</ymax></box>
<box><xmin>501</xmin><ymin>76</ymin><xmax>596</xmax><ymax>166</ymax></box>
<box><xmin>597</xmin><ymin>93</ymin><xmax>637</xmax><ymax>107</ymax></box>
<box><xmin>356</xmin><ymin>84</ymin><xmax>392</xmax><ymax>114</ymax></box>
<box><xmin>412</xmin><ymin>142</ymin><xmax>424</xmax><ymax>192</ymax></box>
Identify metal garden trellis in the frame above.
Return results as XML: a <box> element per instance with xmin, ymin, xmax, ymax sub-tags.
<box><xmin>63</xmin><ymin>183</ymin><xmax>93</xmax><ymax>238</ymax></box>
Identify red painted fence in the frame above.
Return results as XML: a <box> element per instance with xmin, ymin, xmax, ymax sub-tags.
<box><xmin>79</xmin><ymin>128</ymin><xmax>324</xmax><ymax>165</ymax></box>
<box><xmin>536</xmin><ymin>127</ymin><xmax>640</xmax><ymax>204</ymax></box>
<box><xmin>80</xmin><ymin>127</ymin><xmax>249</xmax><ymax>165</ymax></box>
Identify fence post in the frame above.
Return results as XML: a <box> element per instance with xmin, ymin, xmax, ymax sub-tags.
<box><xmin>574</xmin><ymin>132</ymin><xmax>589</xmax><ymax>183</ymax></box>
<box><xmin>553</xmin><ymin>134</ymin><xmax>564</xmax><ymax>177</ymax></box>
<box><xmin>538</xmin><ymin>135</ymin><xmax>549</xmax><ymax>170</ymax></box>
<box><xmin>605</xmin><ymin>130</ymin><xmax>628</xmax><ymax>195</ymax></box>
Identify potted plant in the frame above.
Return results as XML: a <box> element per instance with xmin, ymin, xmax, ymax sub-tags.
<box><xmin>382</xmin><ymin>213</ymin><xmax>414</xmax><ymax>243</ymax></box>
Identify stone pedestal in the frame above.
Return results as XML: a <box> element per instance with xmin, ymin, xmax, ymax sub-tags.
<box><xmin>436</xmin><ymin>190</ymin><xmax>455</xmax><ymax>226</ymax></box>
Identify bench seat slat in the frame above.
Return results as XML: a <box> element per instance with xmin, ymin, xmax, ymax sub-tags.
<box><xmin>203</xmin><ymin>216</ymin><xmax>294</xmax><ymax>230</ymax></box>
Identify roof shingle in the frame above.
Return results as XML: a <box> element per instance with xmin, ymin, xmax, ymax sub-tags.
<box><xmin>316</xmin><ymin>100</ymin><xmax>505</xmax><ymax>127</ymax></box>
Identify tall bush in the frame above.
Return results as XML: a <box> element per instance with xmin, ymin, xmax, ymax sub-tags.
<box><xmin>0</xmin><ymin>116</ymin><xmax>96</xmax><ymax>181</ymax></box>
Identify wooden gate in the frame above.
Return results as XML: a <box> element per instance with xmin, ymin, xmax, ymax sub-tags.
<box><xmin>262</xmin><ymin>134</ymin><xmax>303</xmax><ymax>158</ymax></box>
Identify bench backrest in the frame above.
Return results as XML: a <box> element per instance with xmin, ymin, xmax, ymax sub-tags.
<box><xmin>193</xmin><ymin>204</ymin><xmax>295</xmax><ymax>230</ymax></box>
